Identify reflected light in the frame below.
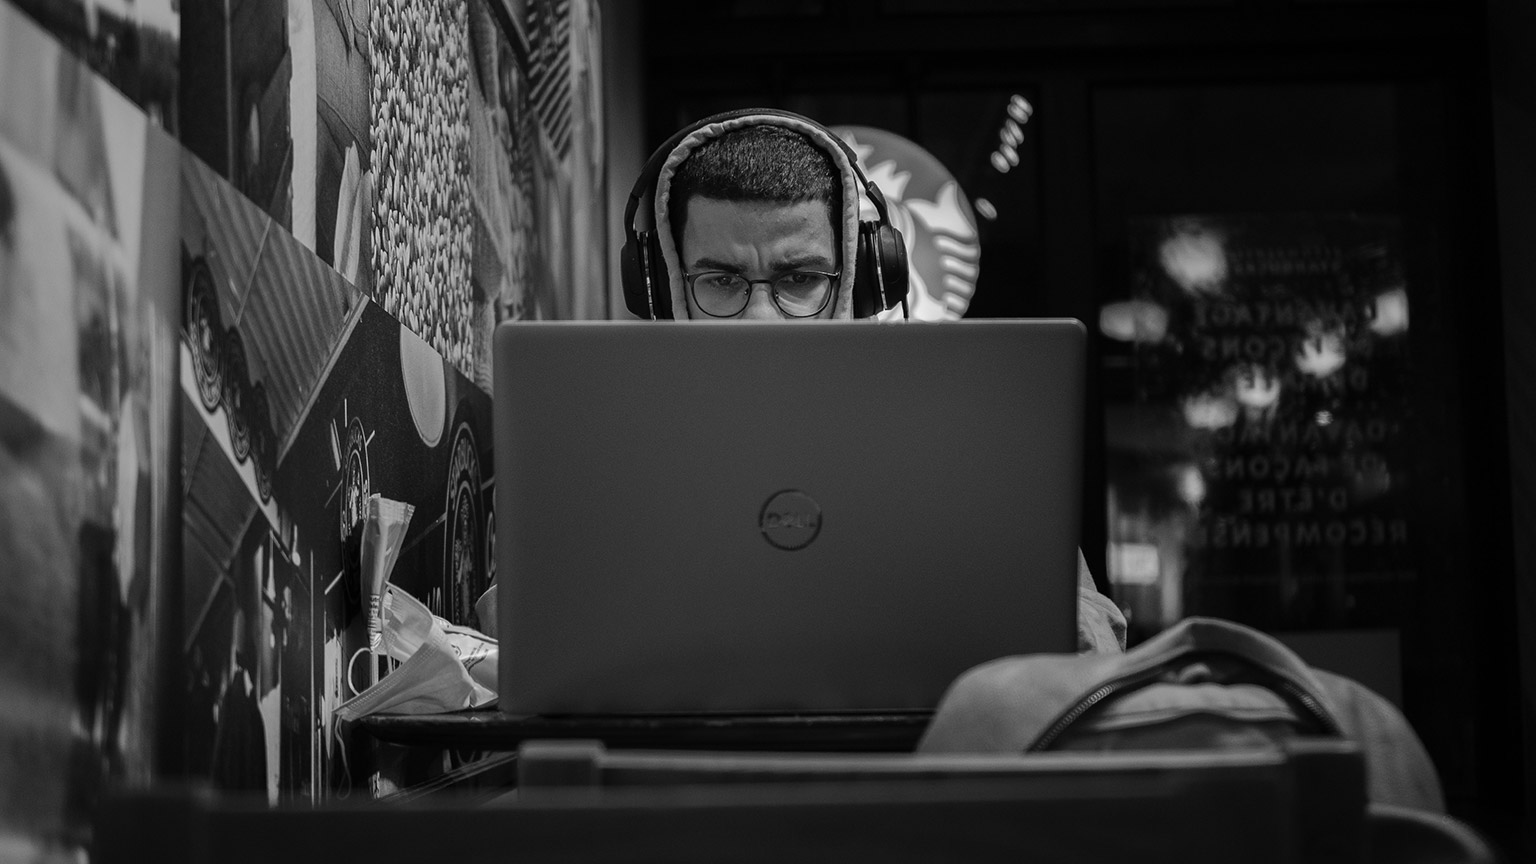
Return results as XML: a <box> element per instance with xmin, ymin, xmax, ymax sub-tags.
<box><xmin>1369</xmin><ymin>287</ymin><xmax>1410</xmax><ymax>337</ymax></box>
<box><xmin>1233</xmin><ymin>364</ymin><xmax>1282</xmax><ymax>409</ymax></box>
<box><xmin>1109</xmin><ymin>542</ymin><xmax>1160</xmax><ymax>586</ymax></box>
<box><xmin>1159</xmin><ymin>227</ymin><xmax>1228</xmax><ymax>295</ymax></box>
<box><xmin>1295</xmin><ymin>326</ymin><xmax>1347</xmax><ymax>378</ymax></box>
<box><xmin>1315</xmin><ymin>410</ymin><xmax>1334</xmax><ymax>426</ymax></box>
<box><xmin>1008</xmin><ymin>94</ymin><xmax>1034</xmax><ymax>123</ymax></box>
<box><xmin>1098</xmin><ymin>299</ymin><xmax>1169</xmax><ymax>343</ymax></box>
<box><xmin>1183</xmin><ymin>392</ymin><xmax>1239</xmax><ymax>429</ymax></box>
<box><xmin>1176</xmin><ymin>465</ymin><xmax>1207</xmax><ymax>507</ymax></box>
<box><xmin>1351</xmin><ymin>458</ymin><xmax>1393</xmax><ymax>500</ymax></box>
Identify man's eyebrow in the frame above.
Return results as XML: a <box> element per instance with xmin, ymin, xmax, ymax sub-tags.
<box><xmin>690</xmin><ymin>257</ymin><xmax>744</xmax><ymax>272</ymax></box>
<box><xmin>775</xmin><ymin>255</ymin><xmax>836</xmax><ymax>271</ymax></box>
<box><xmin>687</xmin><ymin>255</ymin><xmax>837</xmax><ymax>272</ymax></box>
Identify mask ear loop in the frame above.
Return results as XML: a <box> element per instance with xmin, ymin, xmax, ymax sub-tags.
<box><xmin>346</xmin><ymin>646</ymin><xmax>373</xmax><ymax>696</ymax></box>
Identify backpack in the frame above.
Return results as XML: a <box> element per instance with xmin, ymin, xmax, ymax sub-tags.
<box><xmin>917</xmin><ymin>616</ymin><xmax>1444</xmax><ymax>812</ymax></box>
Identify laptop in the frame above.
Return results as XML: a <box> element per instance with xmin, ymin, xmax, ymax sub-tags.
<box><xmin>493</xmin><ymin>319</ymin><xmax>1085</xmax><ymax>716</ymax></box>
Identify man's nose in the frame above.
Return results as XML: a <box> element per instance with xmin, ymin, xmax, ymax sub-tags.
<box><xmin>740</xmin><ymin>283</ymin><xmax>781</xmax><ymax>320</ymax></box>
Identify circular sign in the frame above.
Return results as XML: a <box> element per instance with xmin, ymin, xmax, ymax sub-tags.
<box><xmin>832</xmin><ymin>126</ymin><xmax>981</xmax><ymax>321</ymax></box>
<box><xmin>759</xmin><ymin>489</ymin><xmax>823</xmax><ymax>551</ymax></box>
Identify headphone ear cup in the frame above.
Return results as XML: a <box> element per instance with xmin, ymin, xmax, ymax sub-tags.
<box><xmin>852</xmin><ymin>222</ymin><xmax>910</xmax><ymax>318</ymax></box>
<box><xmin>620</xmin><ymin>234</ymin><xmax>651</xmax><ymax>318</ymax></box>
<box><xmin>852</xmin><ymin>222</ymin><xmax>880</xmax><ymax>318</ymax></box>
<box><xmin>875</xmin><ymin>224</ymin><xmax>909</xmax><ymax>312</ymax></box>
<box><xmin>647</xmin><ymin>232</ymin><xmax>673</xmax><ymax>319</ymax></box>
<box><xmin>619</xmin><ymin>230</ymin><xmax>673</xmax><ymax>319</ymax></box>
<box><xmin>854</xmin><ymin>221</ymin><xmax>878</xmax><ymax>316</ymax></box>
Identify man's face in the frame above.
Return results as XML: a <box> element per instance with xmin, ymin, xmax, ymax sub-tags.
<box><xmin>679</xmin><ymin>196</ymin><xmax>838</xmax><ymax>320</ymax></box>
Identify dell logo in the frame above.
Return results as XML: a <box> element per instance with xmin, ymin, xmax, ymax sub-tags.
<box><xmin>759</xmin><ymin>490</ymin><xmax>823</xmax><ymax>551</ymax></box>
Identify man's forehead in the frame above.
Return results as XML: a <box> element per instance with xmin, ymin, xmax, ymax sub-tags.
<box><xmin>684</xmin><ymin>194</ymin><xmax>833</xmax><ymax>216</ymax></box>
<box><xmin>682</xmin><ymin>196</ymin><xmax>835</xmax><ymax>237</ymax></box>
<box><xmin>681</xmin><ymin>196</ymin><xmax>836</xmax><ymax>263</ymax></box>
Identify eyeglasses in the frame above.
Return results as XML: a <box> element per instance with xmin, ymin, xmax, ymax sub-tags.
<box><xmin>685</xmin><ymin>270</ymin><xmax>841</xmax><ymax>318</ymax></box>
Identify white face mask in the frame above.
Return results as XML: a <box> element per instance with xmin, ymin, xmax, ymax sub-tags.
<box><xmin>361</xmin><ymin>495</ymin><xmax>415</xmax><ymax>654</ymax></box>
<box><xmin>336</xmin><ymin>584</ymin><xmax>498</xmax><ymax>721</ymax></box>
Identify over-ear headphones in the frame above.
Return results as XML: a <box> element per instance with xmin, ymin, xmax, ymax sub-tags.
<box><xmin>621</xmin><ymin>108</ymin><xmax>909</xmax><ymax>320</ymax></box>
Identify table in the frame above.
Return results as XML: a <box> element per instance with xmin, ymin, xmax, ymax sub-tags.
<box><xmin>358</xmin><ymin>709</ymin><xmax>933</xmax><ymax>753</ymax></box>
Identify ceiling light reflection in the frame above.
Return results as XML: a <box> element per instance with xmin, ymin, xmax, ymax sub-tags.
<box><xmin>1183</xmin><ymin>392</ymin><xmax>1239</xmax><ymax>430</ymax></box>
<box><xmin>1233</xmin><ymin>364</ymin><xmax>1282</xmax><ymax>410</ymax></box>
<box><xmin>1369</xmin><ymin>287</ymin><xmax>1409</xmax><ymax>337</ymax></box>
<box><xmin>1295</xmin><ymin>327</ymin><xmax>1347</xmax><ymax>378</ymax></box>
<box><xmin>1098</xmin><ymin>300</ymin><xmax>1169</xmax><ymax>343</ymax></box>
<box><xmin>1158</xmin><ymin>227</ymin><xmax>1228</xmax><ymax>295</ymax></box>
<box><xmin>1176</xmin><ymin>464</ymin><xmax>1207</xmax><ymax>507</ymax></box>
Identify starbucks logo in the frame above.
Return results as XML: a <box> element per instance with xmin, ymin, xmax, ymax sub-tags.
<box><xmin>834</xmin><ymin>126</ymin><xmax>981</xmax><ymax>321</ymax></box>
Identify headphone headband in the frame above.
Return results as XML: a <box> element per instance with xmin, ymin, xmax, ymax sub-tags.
<box><xmin>625</xmin><ymin>109</ymin><xmax>894</xmax><ymax>232</ymax></box>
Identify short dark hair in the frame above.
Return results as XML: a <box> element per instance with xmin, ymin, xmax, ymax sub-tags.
<box><xmin>668</xmin><ymin>123</ymin><xmax>839</xmax><ymax>248</ymax></box>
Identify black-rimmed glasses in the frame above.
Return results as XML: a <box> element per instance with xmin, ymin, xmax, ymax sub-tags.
<box><xmin>685</xmin><ymin>270</ymin><xmax>841</xmax><ymax>318</ymax></box>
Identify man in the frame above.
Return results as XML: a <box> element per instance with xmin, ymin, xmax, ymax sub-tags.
<box><xmin>638</xmin><ymin>110</ymin><xmax>1126</xmax><ymax>652</ymax></box>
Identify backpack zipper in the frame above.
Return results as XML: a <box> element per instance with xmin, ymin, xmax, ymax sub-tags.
<box><xmin>1025</xmin><ymin>657</ymin><xmax>1342</xmax><ymax>751</ymax></box>
<box><xmin>1026</xmin><ymin>667</ymin><xmax>1165</xmax><ymax>752</ymax></box>
<box><xmin>1272</xmin><ymin>677</ymin><xmax>1342</xmax><ymax>736</ymax></box>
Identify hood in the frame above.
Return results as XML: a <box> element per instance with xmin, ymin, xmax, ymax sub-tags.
<box><xmin>650</xmin><ymin>112</ymin><xmax>866</xmax><ymax>320</ymax></box>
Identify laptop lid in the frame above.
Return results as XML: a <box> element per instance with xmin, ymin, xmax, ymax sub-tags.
<box><xmin>494</xmin><ymin>319</ymin><xmax>1085</xmax><ymax>715</ymax></box>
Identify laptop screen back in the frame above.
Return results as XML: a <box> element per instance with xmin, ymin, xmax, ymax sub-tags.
<box><xmin>494</xmin><ymin>319</ymin><xmax>1085</xmax><ymax>715</ymax></box>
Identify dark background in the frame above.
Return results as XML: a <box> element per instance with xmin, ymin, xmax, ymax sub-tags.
<box><xmin>636</xmin><ymin>0</ymin><xmax>1529</xmax><ymax>856</ymax></box>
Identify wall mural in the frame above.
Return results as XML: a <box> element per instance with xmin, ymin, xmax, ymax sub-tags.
<box><xmin>0</xmin><ymin>0</ymin><xmax>607</xmax><ymax>847</ymax></box>
<box><xmin>175</xmin><ymin>0</ymin><xmax>602</xmax><ymax>804</ymax></box>
<box><xmin>369</xmin><ymin>0</ymin><xmax>474</xmax><ymax>376</ymax></box>
<box><xmin>293</xmin><ymin>0</ymin><xmax>375</xmax><ymax>294</ymax></box>
<box><xmin>180</xmin><ymin>0</ymin><xmax>293</xmax><ymax>228</ymax></box>
<box><xmin>0</xmin><ymin>5</ymin><xmax>180</xmax><ymax>858</ymax></box>
<box><xmin>180</xmin><ymin>154</ymin><xmax>496</xmax><ymax>803</ymax></box>
<box><xmin>8</xmin><ymin>0</ymin><xmax>179</xmax><ymax>132</ymax></box>
<box><xmin>463</xmin><ymin>0</ymin><xmax>607</xmax><ymax>384</ymax></box>
<box><xmin>182</xmin><ymin>0</ymin><xmax>603</xmax><ymax>386</ymax></box>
